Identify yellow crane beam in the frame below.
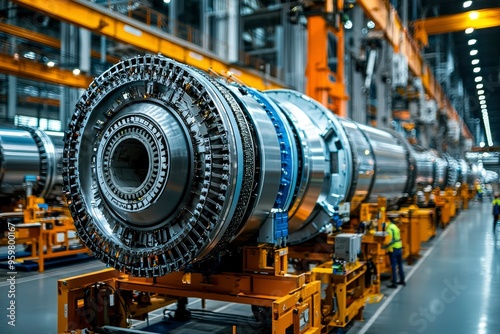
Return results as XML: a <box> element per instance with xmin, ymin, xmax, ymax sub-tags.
<box><xmin>356</xmin><ymin>0</ymin><xmax>473</xmax><ymax>140</ymax></box>
<box><xmin>0</xmin><ymin>22</ymin><xmax>120</xmax><ymax>64</ymax></box>
<box><xmin>413</xmin><ymin>8</ymin><xmax>500</xmax><ymax>46</ymax></box>
<box><xmin>0</xmin><ymin>53</ymin><xmax>93</xmax><ymax>88</ymax></box>
<box><xmin>12</xmin><ymin>0</ymin><xmax>284</xmax><ymax>90</ymax></box>
<box><xmin>0</xmin><ymin>22</ymin><xmax>60</xmax><ymax>49</ymax></box>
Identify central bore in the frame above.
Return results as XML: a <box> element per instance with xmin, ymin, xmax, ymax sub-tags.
<box><xmin>110</xmin><ymin>138</ymin><xmax>150</xmax><ymax>192</ymax></box>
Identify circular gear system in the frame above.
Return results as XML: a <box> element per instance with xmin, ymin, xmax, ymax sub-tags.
<box><xmin>64</xmin><ymin>55</ymin><xmax>256</xmax><ymax>277</ymax></box>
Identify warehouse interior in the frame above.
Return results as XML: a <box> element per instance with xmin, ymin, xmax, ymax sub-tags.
<box><xmin>0</xmin><ymin>1</ymin><xmax>499</xmax><ymax>334</ymax></box>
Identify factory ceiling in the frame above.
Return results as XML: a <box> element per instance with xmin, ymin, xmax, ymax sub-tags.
<box><xmin>418</xmin><ymin>0</ymin><xmax>500</xmax><ymax>147</ymax></box>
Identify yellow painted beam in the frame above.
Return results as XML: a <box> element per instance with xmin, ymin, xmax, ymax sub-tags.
<box><xmin>357</xmin><ymin>0</ymin><xmax>473</xmax><ymax>140</ymax></box>
<box><xmin>0</xmin><ymin>53</ymin><xmax>93</xmax><ymax>88</ymax></box>
<box><xmin>12</xmin><ymin>0</ymin><xmax>284</xmax><ymax>90</ymax></box>
<box><xmin>0</xmin><ymin>22</ymin><xmax>60</xmax><ymax>48</ymax></box>
<box><xmin>0</xmin><ymin>22</ymin><xmax>120</xmax><ymax>64</ymax></box>
<box><xmin>413</xmin><ymin>7</ymin><xmax>500</xmax><ymax>38</ymax></box>
<box><xmin>22</xmin><ymin>96</ymin><xmax>60</xmax><ymax>107</ymax></box>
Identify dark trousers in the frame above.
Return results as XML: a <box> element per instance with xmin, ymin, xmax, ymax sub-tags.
<box><xmin>494</xmin><ymin>214</ymin><xmax>499</xmax><ymax>232</ymax></box>
<box><xmin>388</xmin><ymin>247</ymin><xmax>405</xmax><ymax>284</ymax></box>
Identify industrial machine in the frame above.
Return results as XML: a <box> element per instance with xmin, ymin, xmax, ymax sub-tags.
<box><xmin>0</xmin><ymin>127</ymin><xmax>87</xmax><ymax>272</ymax></box>
<box><xmin>58</xmin><ymin>55</ymin><xmax>473</xmax><ymax>333</ymax></box>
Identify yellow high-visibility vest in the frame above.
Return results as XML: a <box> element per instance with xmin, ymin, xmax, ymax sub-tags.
<box><xmin>386</xmin><ymin>222</ymin><xmax>402</xmax><ymax>252</ymax></box>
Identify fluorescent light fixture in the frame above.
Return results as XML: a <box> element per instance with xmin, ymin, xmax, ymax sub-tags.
<box><xmin>481</xmin><ymin>105</ymin><xmax>487</xmax><ymax>109</ymax></box>
<box><xmin>73</xmin><ymin>68</ymin><xmax>81</xmax><ymax>75</ymax></box>
<box><xmin>468</xmin><ymin>39</ymin><xmax>477</xmax><ymax>45</ymax></box>
<box><xmin>469</xmin><ymin>11</ymin><xmax>479</xmax><ymax>20</ymax></box>
<box><xmin>465</xmin><ymin>27</ymin><xmax>474</xmax><ymax>34</ymax></box>
<box><xmin>473</xmin><ymin>67</ymin><xmax>481</xmax><ymax>73</ymax></box>
<box><xmin>477</xmin><ymin>89</ymin><xmax>484</xmax><ymax>95</ymax></box>
<box><xmin>23</xmin><ymin>51</ymin><xmax>36</xmax><ymax>59</ymax></box>
<box><xmin>480</xmin><ymin>100</ymin><xmax>486</xmax><ymax>105</ymax></box>
<box><xmin>478</xmin><ymin>95</ymin><xmax>485</xmax><ymax>100</ymax></box>
<box><xmin>475</xmin><ymin>76</ymin><xmax>483</xmax><ymax>82</ymax></box>
<box><xmin>470</xmin><ymin>49</ymin><xmax>478</xmax><ymax>56</ymax></box>
<box><xmin>471</xmin><ymin>59</ymin><xmax>479</xmax><ymax>65</ymax></box>
<box><xmin>476</xmin><ymin>83</ymin><xmax>483</xmax><ymax>89</ymax></box>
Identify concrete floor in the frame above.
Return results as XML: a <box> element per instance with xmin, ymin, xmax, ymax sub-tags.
<box><xmin>0</xmin><ymin>201</ymin><xmax>497</xmax><ymax>334</ymax></box>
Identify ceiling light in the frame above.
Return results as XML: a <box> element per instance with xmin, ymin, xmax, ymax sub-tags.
<box><xmin>481</xmin><ymin>104</ymin><xmax>487</xmax><ymax>109</ymax></box>
<box><xmin>475</xmin><ymin>76</ymin><xmax>482</xmax><ymax>82</ymax></box>
<box><xmin>476</xmin><ymin>83</ymin><xmax>483</xmax><ymax>89</ymax></box>
<box><xmin>470</xmin><ymin>49</ymin><xmax>478</xmax><ymax>56</ymax></box>
<box><xmin>47</xmin><ymin>61</ymin><xmax>55</xmax><ymax>67</ymax></box>
<box><xmin>471</xmin><ymin>59</ymin><xmax>479</xmax><ymax>65</ymax></box>
<box><xmin>465</xmin><ymin>27</ymin><xmax>474</xmax><ymax>34</ymax></box>
<box><xmin>367</xmin><ymin>20</ymin><xmax>375</xmax><ymax>29</ymax></box>
<box><xmin>480</xmin><ymin>100</ymin><xmax>486</xmax><ymax>105</ymax></box>
<box><xmin>479</xmin><ymin>142</ymin><xmax>485</xmax><ymax>147</ymax></box>
<box><xmin>469</xmin><ymin>11</ymin><xmax>479</xmax><ymax>20</ymax></box>
<box><xmin>23</xmin><ymin>51</ymin><xmax>36</xmax><ymax>60</ymax></box>
<box><xmin>73</xmin><ymin>68</ymin><xmax>81</xmax><ymax>75</ymax></box>
<box><xmin>478</xmin><ymin>95</ymin><xmax>485</xmax><ymax>100</ymax></box>
<box><xmin>463</xmin><ymin>1</ymin><xmax>472</xmax><ymax>8</ymax></box>
<box><xmin>163</xmin><ymin>0</ymin><xmax>171</xmax><ymax>3</ymax></box>
<box><xmin>477</xmin><ymin>89</ymin><xmax>484</xmax><ymax>95</ymax></box>
<box><xmin>344</xmin><ymin>20</ymin><xmax>353</xmax><ymax>29</ymax></box>
<box><xmin>473</xmin><ymin>67</ymin><xmax>481</xmax><ymax>73</ymax></box>
<box><xmin>482</xmin><ymin>110</ymin><xmax>488</xmax><ymax>115</ymax></box>
<box><xmin>468</xmin><ymin>39</ymin><xmax>477</xmax><ymax>45</ymax></box>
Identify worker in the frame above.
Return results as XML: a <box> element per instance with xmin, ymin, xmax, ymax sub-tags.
<box><xmin>384</xmin><ymin>215</ymin><xmax>405</xmax><ymax>288</ymax></box>
<box><xmin>492</xmin><ymin>193</ymin><xmax>500</xmax><ymax>233</ymax></box>
<box><xmin>476</xmin><ymin>183</ymin><xmax>484</xmax><ymax>202</ymax></box>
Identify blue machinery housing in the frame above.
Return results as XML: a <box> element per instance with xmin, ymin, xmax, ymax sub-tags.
<box><xmin>0</xmin><ymin>55</ymin><xmax>471</xmax><ymax>277</ymax></box>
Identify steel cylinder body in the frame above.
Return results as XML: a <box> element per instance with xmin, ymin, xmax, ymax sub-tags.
<box><xmin>63</xmin><ymin>55</ymin><xmax>470</xmax><ymax>277</ymax></box>
<box><xmin>0</xmin><ymin>127</ymin><xmax>63</xmax><ymax>199</ymax></box>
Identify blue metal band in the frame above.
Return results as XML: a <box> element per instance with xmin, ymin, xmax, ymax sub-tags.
<box><xmin>246</xmin><ymin>88</ymin><xmax>293</xmax><ymax>213</ymax></box>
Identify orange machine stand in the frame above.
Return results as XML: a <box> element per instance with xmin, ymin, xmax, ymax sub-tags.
<box><xmin>58</xmin><ymin>246</ymin><xmax>322</xmax><ymax>334</ymax></box>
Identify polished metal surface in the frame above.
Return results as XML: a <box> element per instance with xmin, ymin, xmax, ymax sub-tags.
<box><xmin>359</xmin><ymin>124</ymin><xmax>409</xmax><ymax>202</ymax></box>
<box><xmin>338</xmin><ymin>118</ymin><xmax>375</xmax><ymax>211</ymax></box>
<box><xmin>65</xmin><ymin>56</ymin><xmax>261</xmax><ymax>276</ymax></box>
<box><xmin>31</xmin><ymin>128</ymin><xmax>64</xmax><ymax>199</ymax></box>
<box><xmin>434</xmin><ymin>157</ymin><xmax>448</xmax><ymax>189</ymax></box>
<box><xmin>0</xmin><ymin>128</ymin><xmax>41</xmax><ymax>195</ymax></box>
<box><xmin>0</xmin><ymin>127</ymin><xmax>64</xmax><ymax>199</ymax></box>
<box><xmin>456</xmin><ymin>158</ymin><xmax>470</xmax><ymax>185</ymax></box>
<box><xmin>225</xmin><ymin>87</ymin><xmax>282</xmax><ymax>242</ymax></box>
<box><xmin>63</xmin><ymin>55</ymin><xmax>475</xmax><ymax>277</ymax></box>
<box><xmin>444</xmin><ymin>154</ymin><xmax>459</xmax><ymax>188</ymax></box>
<box><xmin>266</xmin><ymin>90</ymin><xmax>351</xmax><ymax>243</ymax></box>
<box><xmin>412</xmin><ymin>146</ymin><xmax>437</xmax><ymax>191</ymax></box>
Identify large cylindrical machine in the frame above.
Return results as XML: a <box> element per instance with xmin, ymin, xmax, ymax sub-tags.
<box><xmin>0</xmin><ymin>127</ymin><xmax>64</xmax><ymax>200</ymax></box>
<box><xmin>62</xmin><ymin>55</ymin><xmax>466</xmax><ymax>277</ymax></box>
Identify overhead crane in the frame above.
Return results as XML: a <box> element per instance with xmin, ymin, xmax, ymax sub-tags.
<box><xmin>11</xmin><ymin>0</ymin><xmax>285</xmax><ymax>91</ymax></box>
<box><xmin>412</xmin><ymin>7</ymin><xmax>500</xmax><ymax>47</ymax></box>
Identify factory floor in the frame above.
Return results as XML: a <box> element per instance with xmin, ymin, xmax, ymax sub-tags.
<box><xmin>0</xmin><ymin>200</ymin><xmax>498</xmax><ymax>334</ymax></box>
